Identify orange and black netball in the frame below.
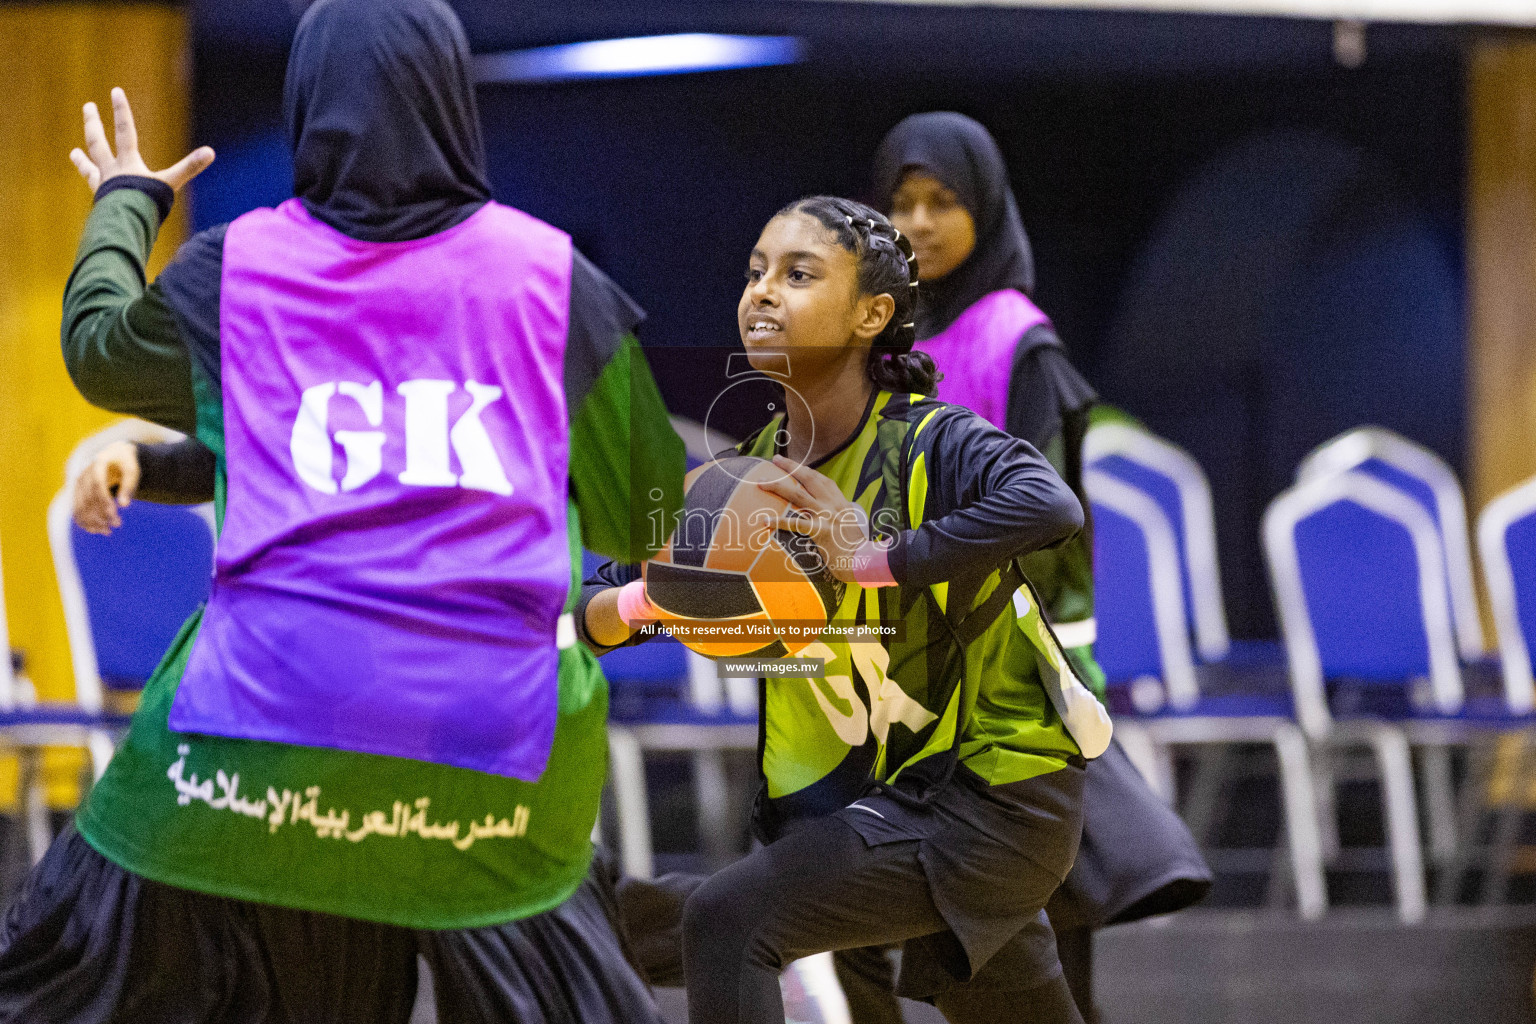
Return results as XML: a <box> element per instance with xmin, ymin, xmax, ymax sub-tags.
<box><xmin>644</xmin><ymin>456</ymin><xmax>845</xmax><ymax>659</ymax></box>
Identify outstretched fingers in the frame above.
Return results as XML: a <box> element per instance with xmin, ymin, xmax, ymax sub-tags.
<box><xmin>109</xmin><ymin>87</ymin><xmax>138</xmax><ymax>160</ymax></box>
<box><xmin>68</xmin><ymin>148</ymin><xmax>101</xmax><ymax>191</ymax></box>
<box><xmin>159</xmin><ymin>146</ymin><xmax>216</xmax><ymax>191</ymax></box>
<box><xmin>81</xmin><ymin>101</ymin><xmax>114</xmax><ymax>169</ymax></box>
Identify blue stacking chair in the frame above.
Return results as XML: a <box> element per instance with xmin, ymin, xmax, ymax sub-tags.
<box><xmin>1447</xmin><ymin>474</ymin><xmax>1536</xmax><ymax>903</ymax></box>
<box><xmin>1087</xmin><ymin>422</ymin><xmax>1233</xmax><ymax>664</ymax></box>
<box><xmin>1087</xmin><ymin>467</ymin><xmax>1328</xmax><ymax>919</ymax></box>
<box><xmin>53</xmin><ymin>501</ymin><xmax>214</xmax><ymax>703</ymax></box>
<box><xmin>1298</xmin><ymin>427</ymin><xmax>1486</xmax><ymax>662</ymax></box>
<box><xmin>1260</xmin><ymin>468</ymin><xmax>1536</xmax><ymax>920</ymax></box>
<box><xmin>1480</xmin><ymin>475</ymin><xmax>1536</xmax><ymax>715</ymax></box>
<box><xmin>602</xmin><ymin>417</ymin><xmax>758</xmax><ymax>879</ymax></box>
<box><xmin>603</xmin><ymin>631</ymin><xmax>757</xmax><ymax>878</ymax></box>
<box><xmin>0</xmin><ymin>530</ymin><xmax>126</xmax><ymax>864</ymax></box>
<box><xmin>1294</xmin><ymin>428</ymin><xmax>1501</xmax><ymax>873</ymax></box>
<box><xmin>1086</xmin><ymin>421</ymin><xmax>1286</xmax><ymax>676</ymax></box>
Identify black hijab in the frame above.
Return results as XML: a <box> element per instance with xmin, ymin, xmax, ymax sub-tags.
<box><xmin>872</xmin><ymin>112</ymin><xmax>1036</xmax><ymax>339</ymax></box>
<box><xmin>284</xmin><ymin>0</ymin><xmax>492</xmax><ymax>242</ymax></box>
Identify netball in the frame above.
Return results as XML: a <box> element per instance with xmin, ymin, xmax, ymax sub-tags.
<box><xmin>643</xmin><ymin>456</ymin><xmax>846</xmax><ymax>659</ymax></box>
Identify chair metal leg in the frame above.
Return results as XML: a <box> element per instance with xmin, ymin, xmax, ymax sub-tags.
<box><xmin>1264</xmin><ymin>825</ymin><xmax>1297</xmax><ymax>910</ymax></box>
<box><xmin>1183</xmin><ymin>745</ymin><xmax>1233</xmax><ymax>846</ymax></box>
<box><xmin>1419</xmin><ymin>744</ymin><xmax>1458</xmax><ymax>867</ymax></box>
<box><xmin>783</xmin><ymin>952</ymin><xmax>851</xmax><ymax>1024</ymax></box>
<box><xmin>1273</xmin><ymin>723</ymin><xmax>1328</xmax><ymax>920</ymax></box>
<box><xmin>1111</xmin><ymin>722</ymin><xmax>1172</xmax><ymax>803</ymax></box>
<box><xmin>693</xmin><ymin>749</ymin><xmax>734</xmax><ymax>870</ymax></box>
<box><xmin>18</xmin><ymin>748</ymin><xmax>50</xmax><ymax>865</ymax></box>
<box><xmin>1437</xmin><ymin>736</ymin><xmax>1499</xmax><ymax>905</ymax></box>
<box><xmin>1483</xmin><ymin>730</ymin><xmax>1535</xmax><ymax>906</ymax></box>
<box><xmin>1366</xmin><ymin>727</ymin><xmax>1428</xmax><ymax>923</ymax></box>
<box><xmin>87</xmin><ymin>730</ymin><xmax>116</xmax><ymax>784</ymax></box>
<box><xmin>1311</xmin><ymin>747</ymin><xmax>1342</xmax><ymax>862</ymax></box>
<box><xmin>606</xmin><ymin>726</ymin><xmax>653</xmax><ymax>880</ymax></box>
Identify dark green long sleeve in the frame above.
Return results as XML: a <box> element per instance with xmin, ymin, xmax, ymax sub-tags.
<box><xmin>61</xmin><ymin>188</ymin><xmax>196</xmax><ymax>435</ymax></box>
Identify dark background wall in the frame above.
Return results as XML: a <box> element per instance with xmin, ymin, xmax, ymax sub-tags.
<box><xmin>186</xmin><ymin>1</ymin><xmax>1469</xmax><ymax>638</ymax></box>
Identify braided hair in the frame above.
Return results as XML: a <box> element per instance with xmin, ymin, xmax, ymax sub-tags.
<box><xmin>776</xmin><ymin>196</ymin><xmax>941</xmax><ymax>396</ymax></box>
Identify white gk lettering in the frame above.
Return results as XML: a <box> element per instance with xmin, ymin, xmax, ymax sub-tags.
<box><xmin>290</xmin><ymin>379</ymin><xmax>514</xmax><ymax>496</ymax></box>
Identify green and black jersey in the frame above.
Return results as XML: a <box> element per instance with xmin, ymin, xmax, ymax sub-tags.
<box><xmin>583</xmin><ymin>388</ymin><xmax>1085</xmax><ymax>829</ymax></box>
<box><xmin>60</xmin><ymin>185</ymin><xmax>685</xmax><ymax>929</ymax></box>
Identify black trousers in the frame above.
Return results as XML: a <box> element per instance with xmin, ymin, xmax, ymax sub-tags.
<box><xmin>833</xmin><ymin>928</ymin><xmax>1096</xmax><ymax>1024</ymax></box>
<box><xmin>831</xmin><ymin>739</ymin><xmax>1209</xmax><ymax>1024</ymax></box>
<box><xmin>680</xmin><ymin>813</ymin><xmax>1083</xmax><ymax>1024</ymax></box>
<box><xmin>0</xmin><ymin>826</ymin><xmax>661</xmax><ymax>1024</ymax></box>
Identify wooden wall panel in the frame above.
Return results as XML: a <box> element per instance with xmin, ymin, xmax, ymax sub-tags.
<box><xmin>1469</xmin><ymin>39</ymin><xmax>1536</xmax><ymax>513</ymax></box>
<box><xmin>0</xmin><ymin>5</ymin><xmax>189</xmax><ymax>803</ymax></box>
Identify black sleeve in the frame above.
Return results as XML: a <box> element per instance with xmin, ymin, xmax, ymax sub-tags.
<box><xmin>135</xmin><ymin>439</ymin><xmax>217</xmax><ymax>505</ymax></box>
<box><xmin>565</xmin><ymin>249</ymin><xmax>645</xmax><ymax>412</ymax></box>
<box><xmin>95</xmin><ymin>175</ymin><xmax>174</xmax><ymax>223</ymax></box>
<box><xmin>575</xmin><ymin>560</ymin><xmax>652</xmax><ymax>654</ymax></box>
<box><xmin>1004</xmin><ymin>327</ymin><xmax>1097</xmax><ymax>451</ymax></box>
<box><xmin>154</xmin><ymin>224</ymin><xmax>228</xmax><ymax>394</ymax></box>
<box><xmin>885</xmin><ymin>406</ymin><xmax>1084</xmax><ymax>589</ymax></box>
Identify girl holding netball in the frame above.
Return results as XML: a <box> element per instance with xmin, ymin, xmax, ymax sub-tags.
<box><xmin>583</xmin><ymin>196</ymin><xmax>1107</xmax><ymax>1024</ymax></box>
<box><xmin>859</xmin><ymin>112</ymin><xmax>1212</xmax><ymax>1024</ymax></box>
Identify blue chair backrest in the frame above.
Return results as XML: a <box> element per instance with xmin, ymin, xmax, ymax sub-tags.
<box><xmin>1085</xmin><ymin>423</ymin><xmax>1231</xmax><ymax>664</ymax></box>
<box><xmin>1347</xmin><ymin>457</ymin><xmax>1441</xmax><ymax>532</ymax></box>
<box><xmin>1092</xmin><ymin>454</ymin><xmax>1195</xmax><ymax>640</ymax></box>
<box><xmin>1296</xmin><ymin>428</ymin><xmax>1485</xmax><ymax>661</ymax></box>
<box><xmin>1091</xmin><ymin>497</ymin><xmax>1164</xmax><ymax>686</ymax></box>
<box><xmin>72</xmin><ymin>504</ymin><xmax>212</xmax><ymax>689</ymax></box>
<box><xmin>1292</xmin><ymin>500</ymin><xmax>1428</xmax><ymax>683</ymax></box>
<box><xmin>601</xmin><ymin>635</ymin><xmax>691</xmax><ymax>686</ymax></box>
<box><xmin>1482</xmin><ymin>485</ymin><xmax>1536</xmax><ymax>709</ymax></box>
<box><xmin>1509</xmin><ymin>513</ymin><xmax>1536</xmax><ymax>660</ymax></box>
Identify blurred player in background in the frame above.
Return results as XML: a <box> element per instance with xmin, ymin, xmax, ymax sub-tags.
<box><xmin>867</xmin><ymin>111</ymin><xmax>1212</xmax><ymax>1024</ymax></box>
<box><xmin>585</xmin><ymin>197</ymin><xmax>1108</xmax><ymax>1024</ymax></box>
<box><xmin>0</xmin><ymin>0</ymin><xmax>683</xmax><ymax>1020</ymax></box>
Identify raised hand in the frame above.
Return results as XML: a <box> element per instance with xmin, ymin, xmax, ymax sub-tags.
<box><xmin>68</xmin><ymin>87</ymin><xmax>214</xmax><ymax>193</ymax></box>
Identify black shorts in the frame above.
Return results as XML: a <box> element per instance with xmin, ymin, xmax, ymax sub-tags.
<box><xmin>0</xmin><ymin>826</ymin><xmax>662</xmax><ymax>1024</ymax></box>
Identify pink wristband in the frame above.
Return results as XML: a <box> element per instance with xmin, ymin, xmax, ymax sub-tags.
<box><xmin>616</xmin><ymin>579</ymin><xmax>659</xmax><ymax>626</ymax></box>
<box><xmin>849</xmin><ymin>539</ymin><xmax>898</xmax><ymax>587</ymax></box>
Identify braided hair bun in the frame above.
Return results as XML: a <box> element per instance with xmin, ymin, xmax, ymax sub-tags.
<box><xmin>776</xmin><ymin>196</ymin><xmax>941</xmax><ymax>396</ymax></box>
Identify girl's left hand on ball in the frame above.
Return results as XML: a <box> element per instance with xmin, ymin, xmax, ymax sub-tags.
<box><xmin>757</xmin><ymin>455</ymin><xmax>870</xmax><ymax>582</ymax></box>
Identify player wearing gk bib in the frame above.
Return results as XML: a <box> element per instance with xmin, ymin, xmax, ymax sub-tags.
<box><xmin>582</xmin><ymin>197</ymin><xmax>1108</xmax><ymax>1024</ymax></box>
<box><xmin>862</xmin><ymin>112</ymin><xmax>1212</xmax><ymax>1024</ymax></box>
<box><xmin>0</xmin><ymin>2</ymin><xmax>683</xmax><ymax>1020</ymax></box>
